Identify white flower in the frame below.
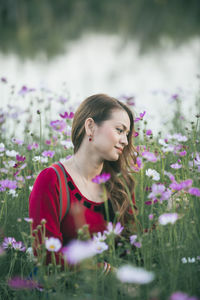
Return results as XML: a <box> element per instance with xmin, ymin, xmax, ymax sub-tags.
<box><xmin>3</xmin><ymin>160</ymin><xmax>16</xmax><ymax>168</ymax></box>
<box><xmin>26</xmin><ymin>247</ymin><xmax>35</xmax><ymax>262</ymax></box>
<box><xmin>116</xmin><ymin>265</ymin><xmax>155</xmax><ymax>284</ymax></box>
<box><xmin>145</xmin><ymin>169</ymin><xmax>160</xmax><ymax>181</ymax></box>
<box><xmin>104</xmin><ymin>222</ymin><xmax>124</xmax><ymax>236</ymax></box>
<box><xmin>158</xmin><ymin>213</ymin><xmax>178</xmax><ymax>225</ymax></box>
<box><xmin>32</xmin><ymin>156</ymin><xmax>48</xmax><ymax>163</ymax></box>
<box><xmin>188</xmin><ymin>257</ymin><xmax>195</xmax><ymax>263</ymax></box>
<box><xmin>0</xmin><ymin>143</ymin><xmax>5</xmax><ymax>152</ymax></box>
<box><xmin>62</xmin><ymin>240</ymin><xmax>97</xmax><ymax>264</ymax></box>
<box><xmin>93</xmin><ymin>231</ymin><xmax>107</xmax><ymax>243</ymax></box>
<box><xmin>162</xmin><ymin>145</ymin><xmax>175</xmax><ymax>153</ymax></box>
<box><xmin>92</xmin><ymin>240</ymin><xmax>108</xmax><ymax>254</ymax></box>
<box><xmin>45</xmin><ymin>237</ymin><xmax>62</xmax><ymax>252</ymax></box>
<box><xmin>29</xmin><ymin>185</ymin><xmax>33</xmax><ymax>191</ymax></box>
<box><xmin>6</xmin><ymin>150</ymin><xmax>19</xmax><ymax>157</ymax></box>
<box><xmin>8</xmin><ymin>189</ymin><xmax>18</xmax><ymax>197</ymax></box>
<box><xmin>181</xmin><ymin>257</ymin><xmax>187</xmax><ymax>264</ymax></box>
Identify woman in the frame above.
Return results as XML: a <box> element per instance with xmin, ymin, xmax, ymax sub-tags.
<box><xmin>29</xmin><ymin>94</ymin><xmax>137</xmax><ymax>264</ymax></box>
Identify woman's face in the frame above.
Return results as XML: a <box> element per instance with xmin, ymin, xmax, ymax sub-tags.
<box><xmin>93</xmin><ymin>109</ymin><xmax>131</xmax><ymax>161</ymax></box>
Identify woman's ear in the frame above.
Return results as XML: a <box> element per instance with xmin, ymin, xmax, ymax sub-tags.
<box><xmin>85</xmin><ymin>118</ymin><xmax>96</xmax><ymax>136</ymax></box>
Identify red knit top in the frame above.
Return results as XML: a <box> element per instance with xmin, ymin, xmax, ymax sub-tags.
<box><xmin>29</xmin><ymin>162</ymin><xmax>136</xmax><ymax>263</ymax></box>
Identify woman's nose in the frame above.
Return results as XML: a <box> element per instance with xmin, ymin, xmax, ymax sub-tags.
<box><xmin>120</xmin><ymin>134</ymin><xmax>128</xmax><ymax>146</ymax></box>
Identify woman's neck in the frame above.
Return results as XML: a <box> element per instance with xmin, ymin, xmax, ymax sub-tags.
<box><xmin>70</xmin><ymin>146</ymin><xmax>104</xmax><ymax>182</ymax></box>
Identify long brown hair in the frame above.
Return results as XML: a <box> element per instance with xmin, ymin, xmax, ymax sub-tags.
<box><xmin>71</xmin><ymin>94</ymin><xmax>136</xmax><ymax>226</ymax></box>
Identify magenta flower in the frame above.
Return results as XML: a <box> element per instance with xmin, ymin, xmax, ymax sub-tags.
<box><xmin>8</xmin><ymin>277</ymin><xmax>39</xmax><ymax>290</ymax></box>
<box><xmin>12</xmin><ymin>241</ymin><xmax>26</xmax><ymax>252</ymax></box>
<box><xmin>45</xmin><ymin>140</ymin><xmax>51</xmax><ymax>145</ymax></box>
<box><xmin>134</xmin><ymin>111</ymin><xmax>146</xmax><ymax>123</ymax></box>
<box><xmin>16</xmin><ymin>155</ymin><xmax>26</xmax><ymax>162</ymax></box>
<box><xmin>132</xmin><ymin>157</ymin><xmax>143</xmax><ymax>172</ymax></box>
<box><xmin>130</xmin><ymin>235</ymin><xmax>142</xmax><ymax>248</ymax></box>
<box><xmin>42</xmin><ymin>150</ymin><xmax>55</xmax><ymax>158</ymax></box>
<box><xmin>134</xmin><ymin>131</ymin><xmax>139</xmax><ymax>137</ymax></box>
<box><xmin>179</xmin><ymin>150</ymin><xmax>187</xmax><ymax>157</ymax></box>
<box><xmin>170</xmin><ymin>163</ymin><xmax>182</xmax><ymax>169</ymax></box>
<box><xmin>146</xmin><ymin>129</ymin><xmax>152</xmax><ymax>136</ymax></box>
<box><xmin>0</xmin><ymin>179</ymin><xmax>17</xmax><ymax>190</ymax></box>
<box><xmin>92</xmin><ymin>173</ymin><xmax>111</xmax><ymax>184</ymax></box>
<box><xmin>2</xmin><ymin>237</ymin><xmax>16</xmax><ymax>249</ymax></box>
<box><xmin>59</xmin><ymin>112</ymin><xmax>74</xmax><ymax>119</ymax></box>
<box><xmin>142</xmin><ymin>151</ymin><xmax>158</xmax><ymax>162</ymax></box>
<box><xmin>188</xmin><ymin>187</ymin><xmax>200</xmax><ymax>197</ymax></box>
<box><xmin>50</xmin><ymin>120</ymin><xmax>66</xmax><ymax>132</ymax></box>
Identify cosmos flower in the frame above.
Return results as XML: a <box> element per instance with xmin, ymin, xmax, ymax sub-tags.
<box><xmin>130</xmin><ymin>235</ymin><xmax>142</xmax><ymax>248</ymax></box>
<box><xmin>42</xmin><ymin>150</ymin><xmax>55</xmax><ymax>158</ymax></box>
<box><xmin>50</xmin><ymin>120</ymin><xmax>66</xmax><ymax>132</ymax></box>
<box><xmin>45</xmin><ymin>237</ymin><xmax>62</xmax><ymax>252</ymax></box>
<box><xmin>93</xmin><ymin>231</ymin><xmax>107</xmax><ymax>242</ymax></box>
<box><xmin>32</xmin><ymin>156</ymin><xmax>48</xmax><ymax>163</ymax></box>
<box><xmin>12</xmin><ymin>241</ymin><xmax>26</xmax><ymax>252</ymax></box>
<box><xmin>27</xmin><ymin>143</ymin><xmax>39</xmax><ymax>151</ymax></box>
<box><xmin>8</xmin><ymin>277</ymin><xmax>39</xmax><ymax>290</ymax></box>
<box><xmin>24</xmin><ymin>217</ymin><xmax>33</xmax><ymax>223</ymax></box>
<box><xmin>146</xmin><ymin>129</ymin><xmax>152</xmax><ymax>136</ymax></box>
<box><xmin>132</xmin><ymin>157</ymin><xmax>143</xmax><ymax>172</ymax></box>
<box><xmin>158</xmin><ymin>213</ymin><xmax>178</xmax><ymax>225</ymax></box>
<box><xmin>170</xmin><ymin>179</ymin><xmax>193</xmax><ymax>191</ymax></box>
<box><xmin>16</xmin><ymin>155</ymin><xmax>26</xmax><ymax>162</ymax></box>
<box><xmin>169</xmin><ymin>291</ymin><xmax>198</xmax><ymax>300</ymax></box>
<box><xmin>188</xmin><ymin>187</ymin><xmax>200</xmax><ymax>197</ymax></box>
<box><xmin>92</xmin><ymin>240</ymin><xmax>108</xmax><ymax>254</ymax></box>
<box><xmin>104</xmin><ymin>222</ymin><xmax>124</xmax><ymax>236</ymax></box>
<box><xmin>92</xmin><ymin>173</ymin><xmax>111</xmax><ymax>184</ymax></box>
<box><xmin>59</xmin><ymin>112</ymin><xmax>74</xmax><ymax>119</ymax></box>
<box><xmin>142</xmin><ymin>151</ymin><xmax>158</xmax><ymax>162</ymax></box>
<box><xmin>6</xmin><ymin>150</ymin><xmax>19</xmax><ymax>157</ymax></box>
<box><xmin>148</xmin><ymin>183</ymin><xmax>172</xmax><ymax>203</ymax></box>
<box><xmin>62</xmin><ymin>240</ymin><xmax>97</xmax><ymax>264</ymax></box>
<box><xmin>145</xmin><ymin>169</ymin><xmax>160</xmax><ymax>181</ymax></box>
<box><xmin>0</xmin><ymin>179</ymin><xmax>17</xmax><ymax>190</ymax></box>
<box><xmin>0</xmin><ymin>143</ymin><xmax>5</xmax><ymax>152</ymax></box>
<box><xmin>170</xmin><ymin>163</ymin><xmax>182</xmax><ymax>169</ymax></box>
<box><xmin>11</xmin><ymin>138</ymin><xmax>24</xmax><ymax>145</ymax></box>
<box><xmin>134</xmin><ymin>111</ymin><xmax>146</xmax><ymax>123</ymax></box>
<box><xmin>116</xmin><ymin>265</ymin><xmax>155</xmax><ymax>284</ymax></box>
<box><xmin>2</xmin><ymin>237</ymin><xmax>16</xmax><ymax>249</ymax></box>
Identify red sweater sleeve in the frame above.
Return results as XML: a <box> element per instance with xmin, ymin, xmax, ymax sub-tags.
<box><xmin>29</xmin><ymin>167</ymin><xmax>64</xmax><ymax>265</ymax></box>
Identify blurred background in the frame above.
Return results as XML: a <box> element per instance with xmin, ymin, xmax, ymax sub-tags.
<box><xmin>0</xmin><ymin>0</ymin><xmax>200</xmax><ymax>134</ymax></box>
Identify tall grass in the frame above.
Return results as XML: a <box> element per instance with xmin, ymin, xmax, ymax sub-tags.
<box><xmin>0</xmin><ymin>81</ymin><xmax>199</xmax><ymax>299</ymax></box>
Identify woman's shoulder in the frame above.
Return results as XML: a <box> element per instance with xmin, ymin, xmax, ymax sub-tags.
<box><xmin>34</xmin><ymin>165</ymin><xmax>59</xmax><ymax>185</ymax></box>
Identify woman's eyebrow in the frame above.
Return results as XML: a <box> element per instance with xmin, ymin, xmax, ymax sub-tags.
<box><xmin>117</xmin><ymin>123</ymin><xmax>130</xmax><ymax>133</ymax></box>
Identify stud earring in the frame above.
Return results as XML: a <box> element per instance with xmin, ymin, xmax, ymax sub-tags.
<box><xmin>89</xmin><ymin>136</ymin><xmax>92</xmax><ymax>142</ymax></box>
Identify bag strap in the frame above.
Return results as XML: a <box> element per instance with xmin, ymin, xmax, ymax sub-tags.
<box><xmin>50</xmin><ymin>162</ymin><xmax>70</xmax><ymax>222</ymax></box>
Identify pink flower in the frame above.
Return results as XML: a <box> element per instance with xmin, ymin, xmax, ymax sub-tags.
<box><xmin>148</xmin><ymin>183</ymin><xmax>172</xmax><ymax>203</ymax></box>
<box><xmin>142</xmin><ymin>151</ymin><xmax>158</xmax><ymax>162</ymax></box>
<box><xmin>169</xmin><ymin>291</ymin><xmax>198</xmax><ymax>300</ymax></box>
<box><xmin>170</xmin><ymin>179</ymin><xmax>193</xmax><ymax>191</ymax></box>
<box><xmin>12</xmin><ymin>138</ymin><xmax>24</xmax><ymax>145</ymax></box>
<box><xmin>16</xmin><ymin>155</ymin><xmax>26</xmax><ymax>162</ymax></box>
<box><xmin>132</xmin><ymin>157</ymin><xmax>143</xmax><ymax>172</ymax></box>
<box><xmin>8</xmin><ymin>277</ymin><xmax>39</xmax><ymax>290</ymax></box>
<box><xmin>92</xmin><ymin>173</ymin><xmax>111</xmax><ymax>184</ymax></box>
<box><xmin>59</xmin><ymin>112</ymin><xmax>74</xmax><ymax>119</ymax></box>
<box><xmin>179</xmin><ymin>150</ymin><xmax>187</xmax><ymax>157</ymax></box>
<box><xmin>12</xmin><ymin>241</ymin><xmax>26</xmax><ymax>252</ymax></box>
<box><xmin>104</xmin><ymin>222</ymin><xmax>124</xmax><ymax>236</ymax></box>
<box><xmin>0</xmin><ymin>179</ymin><xmax>17</xmax><ymax>190</ymax></box>
<box><xmin>134</xmin><ymin>131</ymin><xmax>139</xmax><ymax>137</ymax></box>
<box><xmin>134</xmin><ymin>111</ymin><xmax>146</xmax><ymax>123</ymax></box>
<box><xmin>42</xmin><ymin>150</ymin><xmax>55</xmax><ymax>158</ymax></box>
<box><xmin>146</xmin><ymin>129</ymin><xmax>152</xmax><ymax>136</ymax></box>
<box><xmin>50</xmin><ymin>120</ymin><xmax>66</xmax><ymax>132</ymax></box>
<box><xmin>188</xmin><ymin>187</ymin><xmax>200</xmax><ymax>197</ymax></box>
<box><xmin>130</xmin><ymin>235</ymin><xmax>141</xmax><ymax>248</ymax></box>
<box><xmin>2</xmin><ymin>237</ymin><xmax>16</xmax><ymax>249</ymax></box>
<box><xmin>170</xmin><ymin>163</ymin><xmax>182</xmax><ymax>169</ymax></box>
<box><xmin>27</xmin><ymin>143</ymin><xmax>38</xmax><ymax>151</ymax></box>
<box><xmin>158</xmin><ymin>213</ymin><xmax>178</xmax><ymax>225</ymax></box>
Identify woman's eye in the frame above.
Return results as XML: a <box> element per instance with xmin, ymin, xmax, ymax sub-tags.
<box><xmin>117</xmin><ymin>128</ymin><xmax>123</xmax><ymax>133</ymax></box>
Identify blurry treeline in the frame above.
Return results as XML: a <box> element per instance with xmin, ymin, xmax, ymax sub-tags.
<box><xmin>0</xmin><ymin>0</ymin><xmax>200</xmax><ymax>58</ymax></box>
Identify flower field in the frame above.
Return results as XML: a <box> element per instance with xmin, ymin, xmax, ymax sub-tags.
<box><xmin>0</xmin><ymin>79</ymin><xmax>200</xmax><ymax>300</ymax></box>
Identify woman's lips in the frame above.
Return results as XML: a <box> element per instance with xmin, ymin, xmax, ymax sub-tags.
<box><xmin>115</xmin><ymin>146</ymin><xmax>123</xmax><ymax>153</ymax></box>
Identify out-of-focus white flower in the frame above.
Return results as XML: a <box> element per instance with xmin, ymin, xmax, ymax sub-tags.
<box><xmin>62</xmin><ymin>240</ymin><xmax>97</xmax><ymax>264</ymax></box>
<box><xmin>8</xmin><ymin>189</ymin><xmax>18</xmax><ymax>197</ymax></box>
<box><xmin>60</xmin><ymin>140</ymin><xmax>74</xmax><ymax>149</ymax></box>
<box><xmin>32</xmin><ymin>156</ymin><xmax>48</xmax><ymax>163</ymax></box>
<box><xmin>45</xmin><ymin>237</ymin><xmax>62</xmax><ymax>252</ymax></box>
<box><xmin>116</xmin><ymin>265</ymin><xmax>155</xmax><ymax>284</ymax></box>
<box><xmin>145</xmin><ymin>169</ymin><xmax>160</xmax><ymax>181</ymax></box>
<box><xmin>188</xmin><ymin>257</ymin><xmax>195</xmax><ymax>263</ymax></box>
<box><xmin>181</xmin><ymin>257</ymin><xmax>187</xmax><ymax>264</ymax></box>
<box><xmin>3</xmin><ymin>160</ymin><xmax>16</xmax><ymax>168</ymax></box>
<box><xmin>0</xmin><ymin>143</ymin><xmax>5</xmax><ymax>152</ymax></box>
<box><xmin>158</xmin><ymin>213</ymin><xmax>178</xmax><ymax>225</ymax></box>
<box><xmin>26</xmin><ymin>247</ymin><xmax>35</xmax><ymax>262</ymax></box>
<box><xmin>29</xmin><ymin>185</ymin><xmax>33</xmax><ymax>191</ymax></box>
<box><xmin>104</xmin><ymin>222</ymin><xmax>124</xmax><ymax>236</ymax></box>
<box><xmin>93</xmin><ymin>231</ymin><xmax>107</xmax><ymax>243</ymax></box>
<box><xmin>162</xmin><ymin>145</ymin><xmax>175</xmax><ymax>153</ymax></box>
<box><xmin>6</xmin><ymin>150</ymin><xmax>19</xmax><ymax>157</ymax></box>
